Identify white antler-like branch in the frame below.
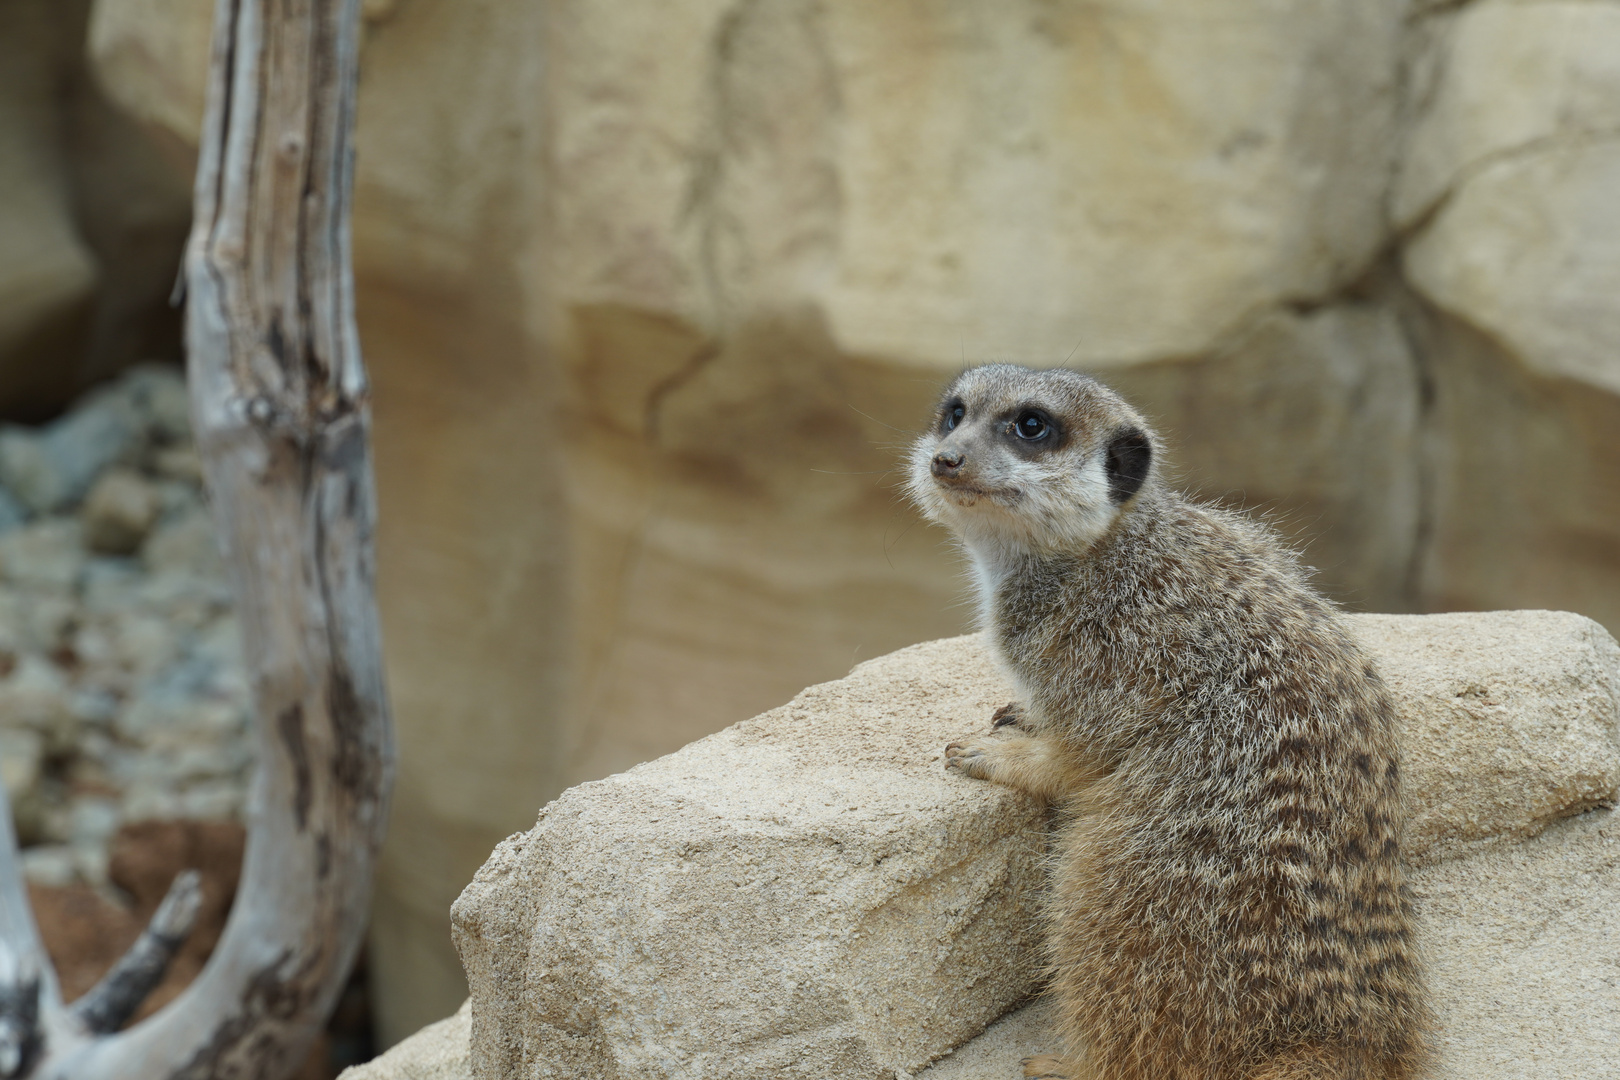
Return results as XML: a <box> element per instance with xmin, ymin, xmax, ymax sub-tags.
<box><xmin>0</xmin><ymin>0</ymin><xmax>395</xmax><ymax>1076</ymax></box>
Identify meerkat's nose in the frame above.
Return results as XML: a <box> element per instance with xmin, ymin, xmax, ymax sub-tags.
<box><xmin>931</xmin><ymin>451</ymin><xmax>965</xmax><ymax>478</ymax></box>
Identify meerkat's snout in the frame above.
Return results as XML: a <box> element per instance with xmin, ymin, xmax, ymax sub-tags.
<box><xmin>929</xmin><ymin>449</ymin><xmax>965</xmax><ymax>479</ymax></box>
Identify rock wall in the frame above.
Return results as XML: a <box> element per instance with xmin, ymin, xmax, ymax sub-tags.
<box><xmin>3</xmin><ymin>0</ymin><xmax>1613</xmax><ymax>1043</ymax></box>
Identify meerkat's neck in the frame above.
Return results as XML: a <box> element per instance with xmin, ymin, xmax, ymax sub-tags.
<box><xmin>963</xmin><ymin>490</ymin><xmax>1164</xmax><ymax>630</ymax></box>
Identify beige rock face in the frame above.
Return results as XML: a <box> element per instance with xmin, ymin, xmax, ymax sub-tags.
<box><xmin>452</xmin><ymin>613</ymin><xmax>1620</xmax><ymax>1079</ymax></box>
<box><xmin>1406</xmin><ymin>143</ymin><xmax>1620</xmax><ymax>396</ymax></box>
<box><xmin>817</xmin><ymin>0</ymin><xmax>1404</xmax><ymax>369</ymax></box>
<box><xmin>339</xmin><ymin>1000</ymin><xmax>472</xmax><ymax>1080</ymax></box>
<box><xmin>1417</xmin><ymin>316</ymin><xmax>1620</xmax><ymax>636</ymax></box>
<box><xmin>453</xmin><ymin>637</ymin><xmax>1043</xmax><ymax>1080</ymax></box>
<box><xmin>921</xmin><ymin>808</ymin><xmax>1620</xmax><ymax>1079</ymax></box>
<box><xmin>350</xmin><ymin>0</ymin><xmax>577</xmax><ymax>1046</ymax></box>
<box><xmin>0</xmin><ymin>1</ymin><xmax>98</xmax><ymax>395</ymax></box>
<box><xmin>86</xmin><ymin>0</ymin><xmax>213</xmax><ymax>169</ymax></box>
<box><xmin>1398</xmin><ymin>0</ymin><xmax>1620</xmax><ymax>636</ymax></box>
<box><xmin>1353</xmin><ymin>611</ymin><xmax>1620</xmax><ymax>862</ymax></box>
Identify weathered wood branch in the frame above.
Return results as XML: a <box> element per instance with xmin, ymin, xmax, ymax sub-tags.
<box><xmin>69</xmin><ymin>872</ymin><xmax>202</xmax><ymax>1036</ymax></box>
<box><xmin>0</xmin><ymin>0</ymin><xmax>394</xmax><ymax>1075</ymax></box>
<box><xmin>0</xmin><ymin>791</ymin><xmax>49</xmax><ymax>1079</ymax></box>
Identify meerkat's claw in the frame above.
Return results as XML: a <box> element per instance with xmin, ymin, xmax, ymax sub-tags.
<box><xmin>991</xmin><ymin>701</ymin><xmax>1028</xmax><ymax>730</ymax></box>
<box><xmin>944</xmin><ymin>735</ymin><xmax>999</xmax><ymax>780</ymax></box>
<box><xmin>1019</xmin><ymin>1055</ymin><xmax>1073</xmax><ymax>1079</ymax></box>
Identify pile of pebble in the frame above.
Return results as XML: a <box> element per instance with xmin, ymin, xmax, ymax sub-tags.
<box><xmin>0</xmin><ymin>366</ymin><xmax>252</xmax><ymax>888</ymax></box>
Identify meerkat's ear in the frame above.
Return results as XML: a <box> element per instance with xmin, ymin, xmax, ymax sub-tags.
<box><xmin>1105</xmin><ymin>427</ymin><xmax>1152</xmax><ymax>503</ymax></box>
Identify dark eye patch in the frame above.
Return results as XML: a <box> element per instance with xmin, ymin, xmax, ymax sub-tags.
<box><xmin>942</xmin><ymin>400</ymin><xmax>966</xmax><ymax>433</ymax></box>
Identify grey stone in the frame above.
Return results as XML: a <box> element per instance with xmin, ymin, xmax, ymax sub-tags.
<box><xmin>81</xmin><ymin>467</ymin><xmax>161</xmax><ymax>555</ymax></box>
<box><xmin>152</xmin><ymin>446</ymin><xmax>203</xmax><ymax>485</ymax></box>
<box><xmin>0</xmin><ymin>392</ymin><xmax>145</xmax><ymax>514</ymax></box>
<box><xmin>0</xmin><ymin>727</ymin><xmax>43</xmax><ymax>801</ymax></box>
<box><xmin>0</xmin><ymin>518</ymin><xmax>85</xmax><ymax>591</ymax></box>
<box><xmin>19</xmin><ymin>844</ymin><xmax>78</xmax><ymax>889</ymax></box>
<box><xmin>112</xmin><ymin>363</ymin><xmax>191</xmax><ymax>444</ymax></box>
<box><xmin>0</xmin><ymin>653</ymin><xmax>76</xmax><ymax>753</ymax></box>
<box><xmin>0</xmin><ymin>487</ymin><xmax>27</xmax><ymax>533</ymax></box>
<box><xmin>142</xmin><ymin>506</ymin><xmax>225</xmax><ymax>580</ymax></box>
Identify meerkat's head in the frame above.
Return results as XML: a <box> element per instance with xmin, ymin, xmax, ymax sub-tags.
<box><xmin>907</xmin><ymin>365</ymin><xmax>1159</xmax><ymax>560</ymax></box>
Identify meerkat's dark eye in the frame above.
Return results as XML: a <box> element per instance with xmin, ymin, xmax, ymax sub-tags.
<box><xmin>1012</xmin><ymin>410</ymin><xmax>1050</xmax><ymax>441</ymax></box>
<box><xmin>942</xmin><ymin>401</ymin><xmax>966</xmax><ymax>432</ymax></box>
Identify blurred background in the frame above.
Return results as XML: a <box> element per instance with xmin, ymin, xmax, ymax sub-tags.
<box><xmin>1</xmin><ymin>0</ymin><xmax>1617</xmax><ymax>1066</ymax></box>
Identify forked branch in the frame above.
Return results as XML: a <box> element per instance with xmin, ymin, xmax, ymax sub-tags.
<box><xmin>0</xmin><ymin>0</ymin><xmax>395</xmax><ymax>1075</ymax></box>
<box><xmin>69</xmin><ymin>871</ymin><xmax>202</xmax><ymax>1036</ymax></box>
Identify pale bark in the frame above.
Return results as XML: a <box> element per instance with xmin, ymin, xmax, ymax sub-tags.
<box><xmin>0</xmin><ymin>0</ymin><xmax>395</xmax><ymax>1076</ymax></box>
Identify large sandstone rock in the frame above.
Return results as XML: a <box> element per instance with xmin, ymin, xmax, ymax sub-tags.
<box><xmin>923</xmin><ymin>807</ymin><xmax>1620</xmax><ymax>1080</ymax></box>
<box><xmin>339</xmin><ymin>1001</ymin><xmax>472</xmax><ymax>1080</ymax></box>
<box><xmin>1355</xmin><ymin>611</ymin><xmax>1620</xmax><ymax>862</ymax></box>
<box><xmin>450</xmin><ymin>612</ymin><xmax>1620</xmax><ymax>1079</ymax></box>
<box><xmin>355</xmin><ymin>808</ymin><xmax>1620</xmax><ymax>1080</ymax></box>
<box><xmin>453</xmin><ymin>636</ymin><xmax>1044</xmax><ymax>1080</ymax></box>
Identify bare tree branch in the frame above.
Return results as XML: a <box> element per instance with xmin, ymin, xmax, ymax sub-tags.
<box><xmin>0</xmin><ymin>762</ymin><xmax>53</xmax><ymax>1079</ymax></box>
<box><xmin>0</xmin><ymin>0</ymin><xmax>395</xmax><ymax>1075</ymax></box>
<box><xmin>70</xmin><ymin>872</ymin><xmax>203</xmax><ymax>1036</ymax></box>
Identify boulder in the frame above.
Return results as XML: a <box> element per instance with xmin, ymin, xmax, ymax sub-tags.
<box><xmin>1354</xmin><ymin>611</ymin><xmax>1620</xmax><ymax>862</ymax></box>
<box><xmin>338</xmin><ymin>1001</ymin><xmax>472</xmax><ymax>1080</ymax></box>
<box><xmin>919</xmin><ymin>807</ymin><xmax>1620</xmax><ymax>1080</ymax></box>
<box><xmin>451</xmin><ymin>612</ymin><xmax>1620</xmax><ymax>1079</ymax></box>
<box><xmin>1405</xmin><ymin>142</ymin><xmax>1620</xmax><ymax>398</ymax></box>
<box><xmin>452</xmin><ymin>635</ymin><xmax>1043</xmax><ymax>1080</ymax></box>
<box><xmin>1395</xmin><ymin>1</ymin><xmax>1620</xmax><ymax>232</ymax></box>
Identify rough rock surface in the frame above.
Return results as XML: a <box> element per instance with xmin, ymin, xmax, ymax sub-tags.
<box><xmin>450</xmin><ymin>612</ymin><xmax>1620</xmax><ymax>1080</ymax></box>
<box><xmin>918</xmin><ymin>808</ymin><xmax>1620</xmax><ymax>1080</ymax></box>
<box><xmin>339</xmin><ymin>1001</ymin><xmax>471</xmax><ymax>1080</ymax></box>
<box><xmin>453</xmin><ymin>637</ymin><xmax>1044</xmax><ymax>1080</ymax></box>
<box><xmin>1399</xmin><ymin>0</ymin><xmax>1620</xmax><ymax>636</ymax></box>
<box><xmin>1355</xmin><ymin>611</ymin><xmax>1619</xmax><ymax>862</ymax></box>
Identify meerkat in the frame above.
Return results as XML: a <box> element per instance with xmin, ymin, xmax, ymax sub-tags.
<box><xmin>908</xmin><ymin>365</ymin><xmax>1429</xmax><ymax>1080</ymax></box>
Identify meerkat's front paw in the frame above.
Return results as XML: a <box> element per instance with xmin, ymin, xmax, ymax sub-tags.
<box><xmin>1019</xmin><ymin>1055</ymin><xmax>1075</xmax><ymax>1079</ymax></box>
<box><xmin>944</xmin><ymin>734</ymin><xmax>1006</xmax><ymax>781</ymax></box>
